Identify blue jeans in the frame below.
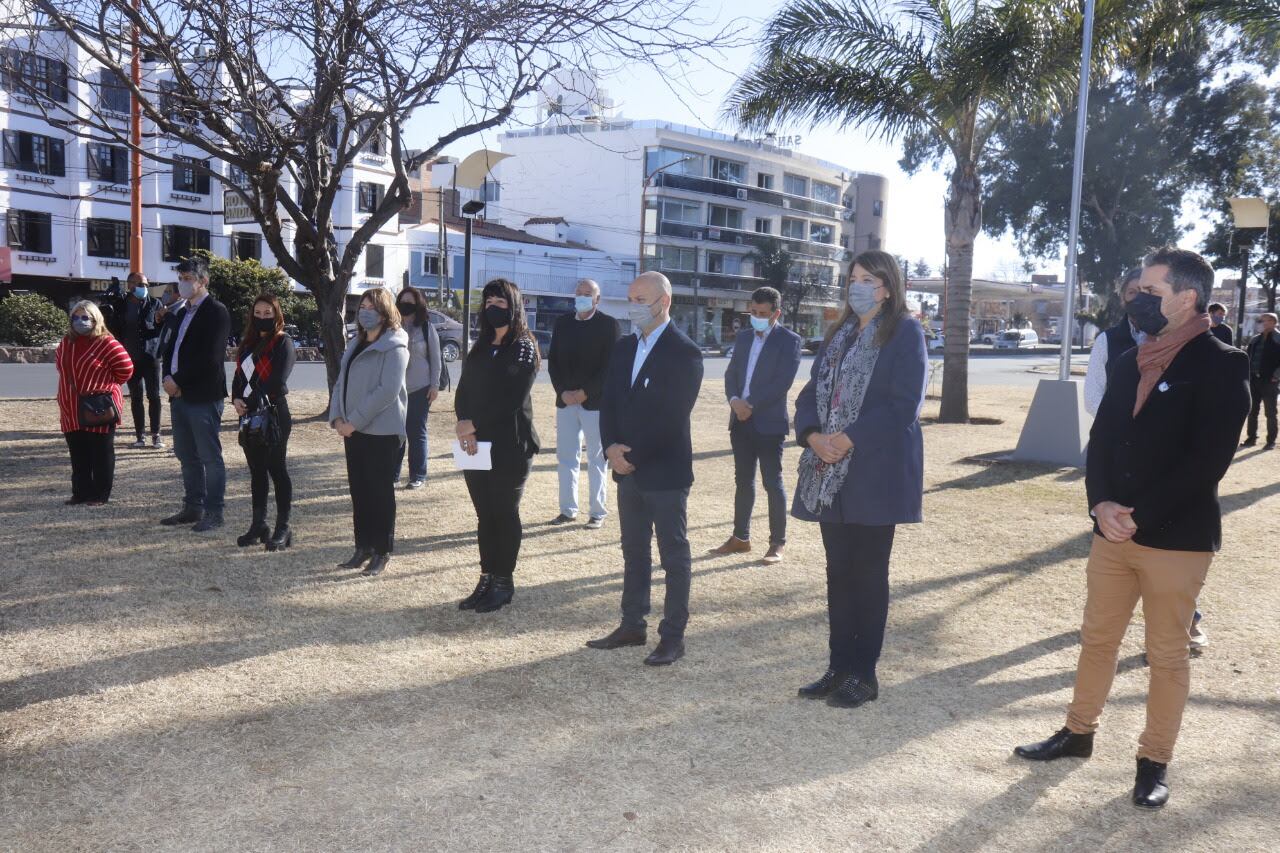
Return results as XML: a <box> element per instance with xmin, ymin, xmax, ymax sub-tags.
<box><xmin>618</xmin><ymin>476</ymin><xmax>691</xmax><ymax>640</ymax></box>
<box><xmin>396</xmin><ymin>387</ymin><xmax>431</xmax><ymax>482</ymax></box>
<box><xmin>170</xmin><ymin>397</ymin><xmax>225</xmax><ymax>514</ymax></box>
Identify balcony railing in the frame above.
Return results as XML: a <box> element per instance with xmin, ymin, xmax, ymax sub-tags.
<box><xmin>653</xmin><ymin>220</ymin><xmax>843</xmax><ymax>262</ymax></box>
<box><xmin>653</xmin><ymin>171</ymin><xmax>843</xmax><ymax>220</ymax></box>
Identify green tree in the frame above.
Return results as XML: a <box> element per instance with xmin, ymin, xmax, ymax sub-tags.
<box><xmin>913</xmin><ymin>259</ymin><xmax>932</xmax><ymax>278</ymax></box>
<box><xmin>0</xmin><ymin>293</ymin><xmax>67</xmax><ymax>346</ymax></box>
<box><xmin>198</xmin><ymin>251</ymin><xmax>319</xmax><ymax>340</ymax></box>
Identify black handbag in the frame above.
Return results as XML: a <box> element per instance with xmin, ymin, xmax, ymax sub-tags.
<box><xmin>237</xmin><ymin>347</ymin><xmax>281</xmax><ymax>449</ymax></box>
<box><xmin>78</xmin><ymin>392</ymin><xmax>120</xmax><ymax>428</ymax></box>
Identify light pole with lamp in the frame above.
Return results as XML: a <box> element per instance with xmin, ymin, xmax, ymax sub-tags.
<box><xmin>445</xmin><ymin>149</ymin><xmax>510</xmax><ymax>357</ymax></box>
<box><xmin>1228</xmin><ymin>197</ymin><xmax>1270</xmax><ymax>346</ymax></box>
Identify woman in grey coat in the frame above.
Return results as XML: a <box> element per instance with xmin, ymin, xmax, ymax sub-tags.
<box><xmin>329</xmin><ymin>287</ymin><xmax>409</xmax><ymax>577</ymax></box>
<box><xmin>394</xmin><ymin>286</ymin><xmax>441</xmax><ymax>489</ymax></box>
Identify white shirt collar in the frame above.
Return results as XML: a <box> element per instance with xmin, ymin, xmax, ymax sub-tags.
<box><xmin>637</xmin><ymin>317</ymin><xmax>670</xmax><ymax>346</ymax></box>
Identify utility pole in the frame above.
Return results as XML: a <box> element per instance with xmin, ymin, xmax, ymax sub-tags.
<box><xmin>129</xmin><ymin>0</ymin><xmax>143</xmax><ymax>276</ymax></box>
<box><xmin>437</xmin><ymin>187</ymin><xmax>447</xmax><ymax>303</ymax></box>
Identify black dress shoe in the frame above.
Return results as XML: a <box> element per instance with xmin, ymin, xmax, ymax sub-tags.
<box><xmin>458</xmin><ymin>573</ymin><xmax>493</xmax><ymax>610</ymax></box>
<box><xmin>338</xmin><ymin>547</ymin><xmax>373</xmax><ymax>569</ymax></box>
<box><xmin>237</xmin><ymin>521</ymin><xmax>270</xmax><ymax>547</ymax></box>
<box><xmin>1013</xmin><ymin>727</ymin><xmax>1094</xmax><ymax>761</ymax></box>
<box><xmin>1265</xmin><ymin>442</ymin><xmax>1276</xmax><ymax>451</ymax></box>
<box><xmin>161</xmin><ymin>508</ymin><xmax>203</xmax><ymax>526</ymax></box>
<box><xmin>192</xmin><ymin>514</ymin><xmax>224</xmax><ymax>533</ymax></box>
<box><xmin>798</xmin><ymin>668</ymin><xmax>849</xmax><ymax>699</ymax></box>
<box><xmin>65</xmin><ymin>497</ymin><xmax>86</xmax><ymax>505</ymax></box>
<box><xmin>265</xmin><ymin>525</ymin><xmax>292</xmax><ymax>551</ymax></box>
<box><xmin>1240</xmin><ymin>439</ymin><xmax>1257</xmax><ymax>447</ymax></box>
<box><xmin>643</xmin><ymin>637</ymin><xmax>685</xmax><ymax>666</ymax></box>
<box><xmin>826</xmin><ymin>674</ymin><xmax>879</xmax><ymax>708</ymax></box>
<box><xmin>550</xmin><ymin>513</ymin><xmax>575</xmax><ymax>525</ymax></box>
<box><xmin>362</xmin><ymin>554</ymin><xmax>391</xmax><ymax>577</ymax></box>
<box><xmin>585</xmin><ymin>625</ymin><xmax>647</xmax><ymax>649</ymax></box>
<box><xmin>1132</xmin><ymin>757</ymin><xmax>1170</xmax><ymax>809</ymax></box>
<box><xmin>474</xmin><ymin>576</ymin><xmax>514</xmax><ymax>612</ymax></box>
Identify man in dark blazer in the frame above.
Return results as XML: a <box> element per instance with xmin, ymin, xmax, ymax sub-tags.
<box><xmin>587</xmin><ymin>272</ymin><xmax>703</xmax><ymax>666</ymax></box>
<box><xmin>1242</xmin><ymin>312</ymin><xmax>1280</xmax><ymax>449</ymax></box>
<box><xmin>160</xmin><ymin>255</ymin><xmax>232</xmax><ymax>532</ymax></box>
<box><xmin>1015</xmin><ymin>246</ymin><xmax>1250</xmax><ymax>811</ymax></box>
<box><xmin>711</xmin><ymin>286</ymin><xmax>802</xmax><ymax>564</ymax></box>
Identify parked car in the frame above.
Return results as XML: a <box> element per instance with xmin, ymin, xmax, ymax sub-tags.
<box><xmin>531</xmin><ymin>328</ymin><xmax>553</xmax><ymax>359</ymax></box>
<box><xmin>994</xmin><ymin>328</ymin><xmax>1040</xmax><ymax>350</ymax></box>
<box><xmin>426</xmin><ymin>309</ymin><xmax>464</xmax><ymax>362</ymax></box>
<box><xmin>926</xmin><ymin>330</ymin><xmax>945</xmax><ymax>352</ymax></box>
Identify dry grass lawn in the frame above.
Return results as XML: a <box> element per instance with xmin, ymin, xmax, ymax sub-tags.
<box><xmin>1</xmin><ymin>375</ymin><xmax>1278</xmax><ymax>852</ymax></box>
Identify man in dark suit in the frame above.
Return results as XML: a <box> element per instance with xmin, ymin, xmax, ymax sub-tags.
<box><xmin>160</xmin><ymin>255</ymin><xmax>232</xmax><ymax>532</ymax></box>
<box><xmin>586</xmin><ymin>272</ymin><xmax>703</xmax><ymax>666</ymax></box>
<box><xmin>1242</xmin><ymin>312</ymin><xmax>1280</xmax><ymax>450</ymax></box>
<box><xmin>710</xmin><ymin>286</ymin><xmax>802</xmax><ymax>564</ymax></box>
<box><xmin>1014</xmin><ymin>246</ymin><xmax>1250</xmax><ymax>811</ymax></box>
<box><xmin>1207</xmin><ymin>302</ymin><xmax>1233</xmax><ymax>346</ymax></box>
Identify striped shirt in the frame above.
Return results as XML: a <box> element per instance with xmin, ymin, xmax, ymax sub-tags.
<box><xmin>55</xmin><ymin>333</ymin><xmax>134</xmax><ymax>433</ymax></box>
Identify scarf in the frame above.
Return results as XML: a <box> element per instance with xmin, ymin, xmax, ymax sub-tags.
<box><xmin>796</xmin><ymin>316</ymin><xmax>882</xmax><ymax>514</ymax></box>
<box><xmin>1134</xmin><ymin>313</ymin><xmax>1210</xmax><ymax>416</ymax></box>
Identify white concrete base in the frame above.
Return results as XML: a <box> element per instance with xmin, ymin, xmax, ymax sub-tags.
<box><xmin>1011</xmin><ymin>379</ymin><xmax>1091</xmax><ymax>467</ymax></box>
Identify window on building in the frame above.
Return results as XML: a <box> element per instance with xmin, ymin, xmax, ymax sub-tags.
<box><xmin>657</xmin><ymin>245</ymin><xmax>696</xmax><ymax>271</ymax></box>
<box><xmin>812</xmin><ymin>181</ymin><xmax>840</xmax><ymax>204</ymax></box>
<box><xmin>483</xmin><ymin>180</ymin><xmax>501</xmax><ymax>203</ymax></box>
<box><xmin>357</xmin><ymin>182</ymin><xmax>384</xmax><ymax>213</ymax></box>
<box><xmin>810</xmin><ymin>223</ymin><xmax>835</xmax><ymax>244</ymax></box>
<box><xmin>2</xmin><ymin>130</ymin><xmax>65</xmax><ymax>176</ymax></box>
<box><xmin>780</xmin><ymin>217</ymin><xmax>806</xmax><ymax>240</ymax></box>
<box><xmin>159</xmin><ymin>80</ymin><xmax>197</xmax><ymax>125</ymax></box>
<box><xmin>365</xmin><ymin>243</ymin><xmax>385</xmax><ymax>278</ymax></box>
<box><xmin>660</xmin><ymin>199</ymin><xmax>701</xmax><ymax>225</ymax></box>
<box><xmin>706</xmin><ymin>252</ymin><xmax>742</xmax><ymax>275</ymax></box>
<box><xmin>422</xmin><ymin>254</ymin><xmax>441</xmax><ymax>276</ymax></box>
<box><xmin>87</xmin><ymin>144</ymin><xmax>128</xmax><ymax>184</ymax></box>
<box><xmin>783</xmin><ymin>173</ymin><xmax>808</xmax><ymax>196</ymax></box>
<box><xmin>0</xmin><ymin>49</ymin><xmax>69</xmax><ymax>102</ymax></box>
<box><xmin>754</xmin><ymin>217</ymin><xmax>772</xmax><ymax>234</ymax></box>
<box><xmin>86</xmin><ymin>218</ymin><xmax>130</xmax><ymax>258</ymax></box>
<box><xmin>231</xmin><ymin>232</ymin><xmax>261</xmax><ymax>261</ymax></box>
<box><xmin>162</xmin><ymin>225</ymin><xmax>210</xmax><ymax>261</ymax></box>
<box><xmin>872</xmin><ymin>200</ymin><xmax>884</xmax><ymax>217</ymax></box>
<box><xmin>226</xmin><ymin>164</ymin><xmax>251</xmax><ymax>189</ymax></box>
<box><xmin>644</xmin><ymin>147</ymin><xmax>703</xmax><ymax>178</ymax></box>
<box><xmin>6</xmin><ymin>210</ymin><xmax>52</xmax><ymax>253</ymax></box>
<box><xmin>710</xmin><ymin>157</ymin><xmax>746</xmax><ymax>184</ymax></box>
<box><xmin>708</xmin><ymin>205</ymin><xmax>743</xmax><ymax>230</ymax></box>
<box><xmin>173</xmin><ymin>156</ymin><xmax>211</xmax><ymax>194</ymax></box>
<box><xmin>360</xmin><ymin>122</ymin><xmax>385</xmax><ymax>155</ymax></box>
<box><xmin>97</xmin><ymin>68</ymin><xmax>130</xmax><ymax>113</ymax></box>
<box><xmin>757</xmin><ymin>173</ymin><xmax>774</xmax><ymax>190</ymax></box>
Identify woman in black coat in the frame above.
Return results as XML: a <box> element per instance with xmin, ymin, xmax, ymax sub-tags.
<box><xmin>455</xmin><ymin>278</ymin><xmax>540</xmax><ymax>613</ymax></box>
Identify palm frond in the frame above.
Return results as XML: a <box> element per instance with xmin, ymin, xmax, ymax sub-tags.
<box><xmin>761</xmin><ymin>0</ymin><xmax>932</xmax><ymax>77</ymax></box>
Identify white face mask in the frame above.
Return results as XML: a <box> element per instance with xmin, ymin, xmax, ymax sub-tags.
<box><xmin>628</xmin><ymin>299</ymin><xmax>658</xmax><ymax>328</ymax></box>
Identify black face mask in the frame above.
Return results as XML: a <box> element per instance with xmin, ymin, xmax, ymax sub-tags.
<box><xmin>1126</xmin><ymin>292</ymin><xmax>1168</xmax><ymax>336</ymax></box>
<box><xmin>253</xmin><ymin>317</ymin><xmax>276</xmax><ymax>335</ymax></box>
<box><xmin>398</xmin><ymin>303</ymin><xmax>416</xmax><ymax>317</ymax></box>
<box><xmin>484</xmin><ymin>304</ymin><xmax>512</xmax><ymax>329</ymax></box>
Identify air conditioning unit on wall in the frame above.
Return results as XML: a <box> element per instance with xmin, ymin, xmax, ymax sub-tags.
<box><xmin>735</xmin><ymin>188</ymin><xmax>748</xmax><ymax>200</ymax></box>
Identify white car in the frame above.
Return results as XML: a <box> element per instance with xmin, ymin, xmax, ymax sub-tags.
<box><xmin>927</xmin><ymin>331</ymin><xmax>945</xmax><ymax>352</ymax></box>
<box><xmin>994</xmin><ymin>329</ymin><xmax>1040</xmax><ymax>350</ymax></box>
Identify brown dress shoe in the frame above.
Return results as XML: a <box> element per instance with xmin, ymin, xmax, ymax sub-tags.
<box><xmin>708</xmin><ymin>535</ymin><xmax>751</xmax><ymax>555</ymax></box>
<box><xmin>643</xmin><ymin>637</ymin><xmax>685</xmax><ymax>666</ymax></box>
<box><xmin>585</xmin><ymin>625</ymin><xmax>647</xmax><ymax>650</ymax></box>
<box><xmin>761</xmin><ymin>544</ymin><xmax>784</xmax><ymax>564</ymax></box>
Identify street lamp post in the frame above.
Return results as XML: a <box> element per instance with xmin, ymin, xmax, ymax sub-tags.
<box><xmin>1228</xmin><ymin>197</ymin><xmax>1270</xmax><ymax>346</ymax></box>
<box><xmin>461</xmin><ymin>199</ymin><xmax>485</xmax><ymax>358</ymax></box>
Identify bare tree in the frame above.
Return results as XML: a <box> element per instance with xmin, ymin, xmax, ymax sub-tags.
<box><xmin>15</xmin><ymin>0</ymin><xmax>733</xmax><ymax>385</ymax></box>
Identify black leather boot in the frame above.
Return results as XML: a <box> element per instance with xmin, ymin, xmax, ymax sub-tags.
<box><xmin>798</xmin><ymin>668</ymin><xmax>849</xmax><ymax>699</ymax></box>
<box><xmin>338</xmin><ymin>547</ymin><xmax>373</xmax><ymax>569</ymax></box>
<box><xmin>266</xmin><ymin>524</ymin><xmax>292</xmax><ymax>551</ymax></box>
<box><xmin>474</xmin><ymin>575</ymin><xmax>514</xmax><ymax>613</ymax></box>
<box><xmin>237</xmin><ymin>505</ymin><xmax>270</xmax><ymax>547</ymax></box>
<box><xmin>1013</xmin><ymin>727</ymin><xmax>1094</xmax><ymax>761</ymax></box>
<box><xmin>1132</xmin><ymin>758</ymin><xmax>1170</xmax><ymax>809</ymax></box>
<box><xmin>458</xmin><ymin>573</ymin><xmax>493</xmax><ymax>610</ymax></box>
<box><xmin>362</xmin><ymin>554</ymin><xmax>390</xmax><ymax>576</ymax></box>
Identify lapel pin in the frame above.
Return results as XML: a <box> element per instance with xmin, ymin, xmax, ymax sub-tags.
<box><xmin>1158</xmin><ymin>381</ymin><xmax>1169</xmax><ymax>392</ymax></box>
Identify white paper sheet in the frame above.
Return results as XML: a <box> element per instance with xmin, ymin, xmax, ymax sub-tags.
<box><xmin>451</xmin><ymin>440</ymin><xmax>493</xmax><ymax>471</ymax></box>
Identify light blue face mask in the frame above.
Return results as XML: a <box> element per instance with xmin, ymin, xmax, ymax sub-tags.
<box><xmin>574</xmin><ymin>295</ymin><xmax>595</xmax><ymax>314</ymax></box>
<box><xmin>72</xmin><ymin>316</ymin><xmax>94</xmax><ymax>335</ymax></box>
<box><xmin>749</xmin><ymin>315</ymin><xmax>771</xmax><ymax>333</ymax></box>
<box><xmin>357</xmin><ymin>308</ymin><xmax>381</xmax><ymax>331</ymax></box>
<box><xmin>133</xmin><ymin>286</ymin><xmax>148</xmax><ymax>299</ymax></box>
<box><xmin>847</xmin><ymin>282</ymin><xmax>879</xmax><ymax>315</ymax></box>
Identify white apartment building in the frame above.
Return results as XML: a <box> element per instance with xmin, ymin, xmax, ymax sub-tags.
<box><xmin>0</xmin><ymin>26</ymin><xmax>404</xmax><ymax>314</ymax></box>
<box><xmin>491</xmin><ymin>115</ymin><xmax>888</xmax><ymax>343</ymax></box>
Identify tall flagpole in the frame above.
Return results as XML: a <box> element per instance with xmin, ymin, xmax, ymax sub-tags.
<box><xmin>129</xmin><ymin>0</ymin><xmax>143</xmax><ymax>276</ymax></box>
<box><xmin>1058</xmin><ymin>0</ymin><xmax>1095</xmax><ymax>380</ymax></box>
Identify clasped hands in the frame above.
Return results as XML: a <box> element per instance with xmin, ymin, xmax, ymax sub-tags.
<box><xmin>455</xmin><ymin>419</ymin><xmax>478</xmax><ymax>455</ymax></box>
<box><xmin>561</xmin><ymin>389</ymin><xmax>588</xmax><ymax>406</ymax></box>
<box><xmin>332</xmin><ymin>417</ymin><xmax>356</xmax><ymax>438</ymax></box>
<box><xmin>1093</xmin><ymin>501</ymin><xmax>1138</xmax><ymax>543</ymax></box>
<box><xmin>807</xmin><ymin>431</ymin><xmax>853</xmax><ymax>465</ymax></box>
<box><xmin>605</xmin><ymin>443</ymin><xmax>634</xmax><ymax>475</ymax></box>
<box><xmin>162</xmin><ymin>375</ymin><xmax>181</xmax><ymax>398</ymax></box>
<box><xmin>729</xmin><ymin>398</ymin><xmax>753</xmax><ymax>422</ymax></box>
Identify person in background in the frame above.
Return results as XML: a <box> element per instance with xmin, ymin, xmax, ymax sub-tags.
<box><xmin>329</xmin><ymin>288</ymin><xmax>409</xmax><ymax>577</ymax></box>
<box><xmin>711</xmin><ymin>286</ymin><xmax>803</xmax><ymax>564</ymax></box>
<box><xmin>1014</xmin><ymin>246</ymin><xmax>1250</xmax><ymax>811</ymax></box>
<box><xmin>160</xmin><ymin>256</ymin><xmax>232</xmax><ymax>532</ymax></box>
<box><xmin>117</xmin><ymin>272</ymin><xmax>165</xmax><ymax>449</ymax></box>
<box><xmin>586</xmin><ymin>272</ymin><xmax>703</xmax><ymax>666</ymax></box>
<box><xmin>231</xmin><ymin>295</ymin><xmax>297</xmax><ymax>551</ymax></box>
<box><xmin>1207</xmin><ymin>302</ymin><xmax>1233</xmax><ymax>346</ymax></box>
<box><xmin>56</xmin><ymin>301</ymin><xmax>134</xmax><ymax>506</ymax></box>
<box><xmin>455</xmin><ymin>278</ymin><xmax>541</xmax><ymax>613</ymax></box>
<box><xmin>1084</xmin><ymin>267</ymin><xmax>1144</xmax><ymax>417</ymax></box>
<box><xmin>792</xmin><ymin>250</ymin><xmax>927</xmax><ymax>709</ymax></box>
<box><xmin>394</xmin><ymin>286</ymin><xmax>441</xmax><ymax>489</ymax></box>
<box><xmin>548</xmin><ymin>278</ymin><xmax>620</xmax><ymax>529</ymax></box>
<box><xmin>1242</xmin><ymin>312</ymin><xmax>1280</xmax><ymax>450</ymax></box>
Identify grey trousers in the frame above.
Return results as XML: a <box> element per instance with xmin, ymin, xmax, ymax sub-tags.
<box><xmin>618</xmin><ymin>476</ymin><xmax>691</xmax><ymax>640</ymax></box>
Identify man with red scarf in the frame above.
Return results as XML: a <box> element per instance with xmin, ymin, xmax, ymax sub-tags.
<box><xmin>1013</xmin><ymin>246</ymin><xmax>1250</xmax><ymax>810</ymax></box>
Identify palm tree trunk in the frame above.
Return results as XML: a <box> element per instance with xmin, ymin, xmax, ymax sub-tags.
<box><xmin>940</xmin><ymin>165</ymin><xmax>981</xmax><ymax>423</ymax></box>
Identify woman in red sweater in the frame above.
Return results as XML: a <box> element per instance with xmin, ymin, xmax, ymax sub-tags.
<box><xmin>56</xmin><ymin>300</ymin><xmax>134</xmax><ymax>505</ymax></box>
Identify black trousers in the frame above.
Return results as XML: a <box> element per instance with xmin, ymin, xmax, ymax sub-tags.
<box><xmin>464</xmin><ymin>457</ymin><xmax>532</xmax><ymax>578</ymax></box>
<box><xmin>344</xmin><ymin>431</ymin><xmax>402</xmax><ymax>555</ymax></box>
<box><xmin>1247</xmin><ymin>376</ymin><xmax>1278</xmax><ymax>444</ymax></box>
<box><xmin>820</xmin><ymin>522</ymin><xmax>897</xmax><ymax>680</ymax></box>
<box><xmin>65</xmin><ymin>429</ymin><xmax>115</xmax><ymax>502</ymax></box>
<box><xmin>126</xmin><ymin>353</ymin><xmax>161</xmax><ymax>438</ymax></box>
<box><xmin>242</xmin><ymin>398</ymin><xmax>293</xmax><ymax>525</ymax></box>
<box><xmin>730</xmin><ymin>422</ymin><xmax>788</xmax><ymax>545</ymax></box>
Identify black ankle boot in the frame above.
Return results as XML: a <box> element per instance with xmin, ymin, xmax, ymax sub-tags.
<box><xmin>474</xmin><ymin>576</ymin><xmax>514</xmax><ymax>613</ymax></box>
<box><xmin>459</xmin><ymin>573</ymin><xmax>493</xmax><ymax>610</ymax></box>
<box><xmin>1013</xmin><ymin>727</ymin><xmax>1094</xmax><ymax>761</ymax></box>
<box><xmin>338</xmin><ymin>547</ymin><xmax>373</xmax><ymax>569</ymax></box>
<box><xmin>826</xmin><ymin>674</ymin><xmax>879</xmax><ymax>708</ymax></box>
<box><xmin>266</xmin><ymin>524</ymin><xmax>292</xmax><ymax>551</ymax></box>
<box><xmin>1132</xmin><ymin>758</ymin><xmax>1170</xmax><ymax>809</ymax></box>
<box><xmin>798</xmin><ymin>668</ymin><xmax>848</xmax><ymax>699</ymax></box>
<box><xmin>237</xmin><ymin>511</ymin><xmax>270</xmax><ymax>547</ymax></box>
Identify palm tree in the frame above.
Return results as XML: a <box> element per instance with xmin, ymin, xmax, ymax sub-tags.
<box><xmin>725</xmin><ymin>0</ymin><xmax>1188</xmax><ymax>422</ymax></box>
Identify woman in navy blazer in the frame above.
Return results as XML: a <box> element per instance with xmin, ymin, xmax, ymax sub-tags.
<box><xmin>792</xmin><ymin>250</ymin><xmax>927</xmax><ymax>709</ymax></box>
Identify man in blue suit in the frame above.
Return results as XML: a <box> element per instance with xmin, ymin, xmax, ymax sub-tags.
<box><xmin>586</xmin><ymin>272</ymin><xmax>704</xmax><ymax>666</ymax></box>
<box><xmin>711</xmin><ymin>287</ymin><xmax>803</xmax><ymax>564</ymax></box>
